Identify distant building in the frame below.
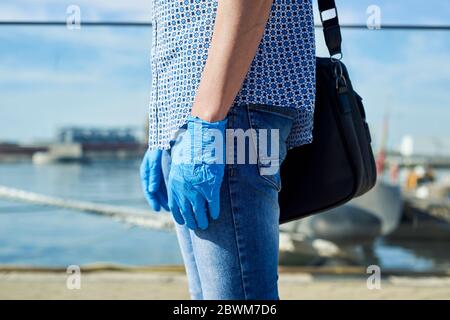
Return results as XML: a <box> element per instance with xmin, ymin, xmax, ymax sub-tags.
<box><xmin>0</xmin><ymin>142</ymin><xmax>47</xmax><ymax>162</ymax></box>
<box><xmin>58</xmin><ymin>127</ymin><xmax>140</xmax><ymax>145</ymax></box>
<box><xmin>57</xmin><ymin>127</ymin><xmax>146</xmax><ymax>158</ymax></box>
<box><xmin>0</xmin><ymin>127</ymin><xmax>146</xmax><ymax>162</ymax></box>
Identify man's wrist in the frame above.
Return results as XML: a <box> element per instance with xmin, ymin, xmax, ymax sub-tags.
<box><xmin>191</xmin><ymin>108</ymin><xmax>228</xmax><ymax>123</ymax></box>
<box><xmin>187</xmin><ymin>115</ymin><xmax>228</xmax><ymax>129</ymax></box>
<box><xmin>190</xmin><ymin>95</ymin><xmax>231</xmax><ymax>123</ymax></box>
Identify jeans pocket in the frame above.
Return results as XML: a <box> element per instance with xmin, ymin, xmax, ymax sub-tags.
<box><xmin>246</xmin><ymin>104</ymin><xmax>296</xmax><ymax>192</ymax></box>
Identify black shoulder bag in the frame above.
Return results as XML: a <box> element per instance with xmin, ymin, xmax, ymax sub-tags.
<box><xmin>279</xmin><ymin>0</ymin><xmax>377</xmax><ymax>223</ymax></box>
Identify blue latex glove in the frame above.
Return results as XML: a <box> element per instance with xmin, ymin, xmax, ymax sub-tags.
<box><xmin>140</xmin><ymin>149</ymin><xmax>169</xmax><ymax>212</ymax></box>
<box><xmin>168</xmin><ymin>115</ymin><xmax>227</xmax><ymax>230</ymax></box>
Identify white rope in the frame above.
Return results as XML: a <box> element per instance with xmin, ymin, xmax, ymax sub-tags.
<box><xmin>0</xmin><ymin>186</ymin><xmax>174</xmax><ymax>231</ymax></box>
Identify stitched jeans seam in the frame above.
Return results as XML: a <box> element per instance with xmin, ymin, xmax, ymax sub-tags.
<box><xmin>227</xmin><ymin>170</ymin><xmax>248</xmax><ymax>299</ymax></box>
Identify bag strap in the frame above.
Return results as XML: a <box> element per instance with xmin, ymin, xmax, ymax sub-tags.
<box><xmin>318</xmin><ymin>0</ymin><xmax>342</xmax><ymax>58</ymax></box>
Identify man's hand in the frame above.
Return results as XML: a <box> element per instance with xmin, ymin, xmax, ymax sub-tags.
<box><xmin>168</xmin><ymin>116</ymin><xmax>227</xmax><ymax>230</ymax></box>
<box><xmin>140</xmin><ymin>149</ymin><xmax>169</xmax><ymax>212</ymax></box>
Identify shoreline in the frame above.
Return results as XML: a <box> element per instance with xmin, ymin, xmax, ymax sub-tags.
<box><xmin>1</xmin><ymin>264</ymin><xmax>449</xmax><ymax>277</ymax></box>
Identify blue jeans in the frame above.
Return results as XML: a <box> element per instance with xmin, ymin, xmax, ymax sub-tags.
<box><xmin>161</xmin><ymin>104</ymin><xmax>296</xmax><ymax>300</ymax></box>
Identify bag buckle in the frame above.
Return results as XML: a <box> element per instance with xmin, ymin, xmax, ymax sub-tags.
<box><xmin>333</xmin><ymin>60</ymin><xmax>347</xmax><ymax>90</ymax></box>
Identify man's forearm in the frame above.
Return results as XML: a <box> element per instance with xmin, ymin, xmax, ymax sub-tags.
<box><xmin>191</xmin><ymin>0</ymin><xmax>274</xmax><ymax>122</ymax></box>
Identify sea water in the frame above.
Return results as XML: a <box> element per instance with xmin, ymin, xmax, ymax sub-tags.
<box><xmin>0</xmin><ymin>160</ymin><xmax>448</xmax><ymax>271</ymax></box>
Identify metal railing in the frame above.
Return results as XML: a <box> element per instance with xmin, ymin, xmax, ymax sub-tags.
<box><xmin>0</xmin><ymin>21</ymin><xmax>449</xmax><ymax>30</ymax></box>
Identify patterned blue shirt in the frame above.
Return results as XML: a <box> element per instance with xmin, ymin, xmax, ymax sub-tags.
<box><xmin>149</xmin><ymin>0</ymin><xmax>316</xmax><ymax>150</ymax></box>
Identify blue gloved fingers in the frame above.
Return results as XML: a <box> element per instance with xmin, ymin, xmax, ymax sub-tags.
<box><xmin>207</xmin><ymin>189</ymin><xmax>221</xmax><ymax>220</ymax></box>
<box><xmin>156</xmin><ymin>182</ymin><xmax>170</xmax><ymax>211</ymax></box>
<box><xmin>177</xmin><ymin>194</ymin><xmax>198</xmax><ymax>230</ymax></box>
<box><xmin>190</xmin><ymin>192</ymin><xmax>209</xmax><ymax>230</ymax></box>
<box><xmin>142</xmin><ymin>184</ymin><xmax>162</xmax><ymax>212</ymax></box>
<box><xmin>151</xmin><ymin>171</ymin><xmax>169</xmax><ymax>212</ymax></box>
<box><xmin>147</xmin><ymin>152</ymin><xmax>167</xmax><ymax>212</ymax></box>
<box><xmin>168</xmin><ymin>191</ymin><xmax>185</xmax><ymax>225</ymax></box>
<box><xmin>141</xmin><ymin>180</ymin><xmax>163</xmax><ymax>212</ymax></box>
<box><xmin>140</xmin><ymin>153</ymin><xmax>160</xmax><ymax>212</ymax></box>
<box><xmin>148</xmin><ymin>161</ymin><xmax>163</xmax><ymax>193</ymax></box>
<box><xmin>140</xmin><ymin>149</ymin><xmax>170</xmax><ymax>213</ymax></box>
<box><xmin>139</xmin><ymin>151</ymin><xmax>151</xmax><ymax>195</ymax></box>
<box><xmin>150</xmin><ymin>197</ymin><xmax>162</xmax><ymax>212</ymax></box>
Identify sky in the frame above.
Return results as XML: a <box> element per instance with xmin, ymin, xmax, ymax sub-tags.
<box><xmin>0</xmin><ymin>0</ymin><xmax>449</xmax><ymax>155</ymax></box>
